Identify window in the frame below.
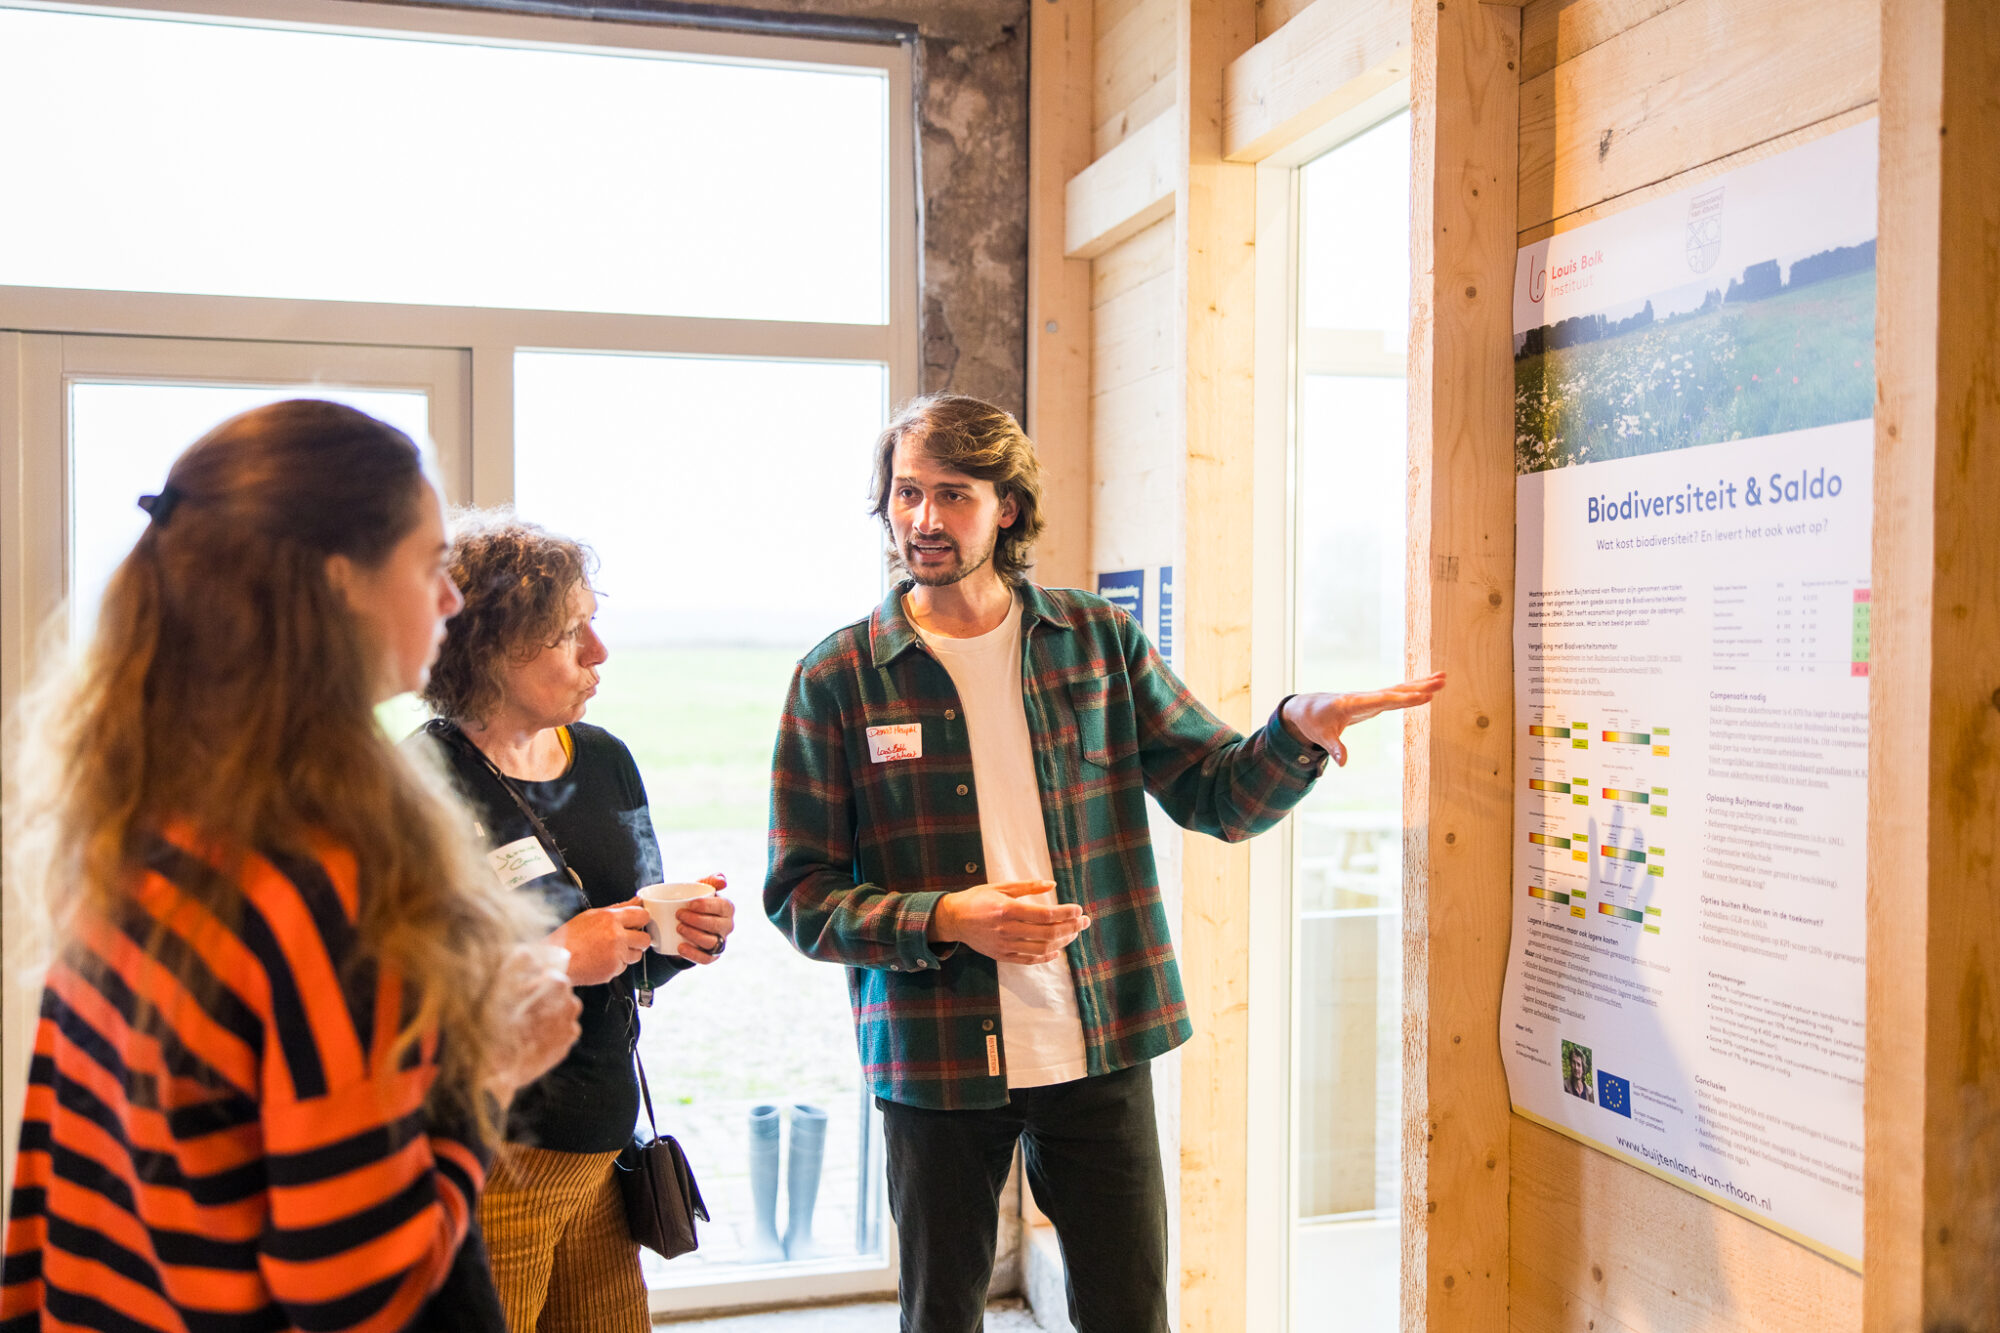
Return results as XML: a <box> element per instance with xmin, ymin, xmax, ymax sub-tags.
<box><xmin>0</xmin><ymin>5</ymin><xmax>889</xmax><ymax>323</ymax></box>
<box><xmin>1288</xmin><ymin>110</ymin><xmax>1410</xmax><ymax>1329</ymax></box>
<box><xmin>1245</xmin><ymin>102</ymin><xmax>1412</xmax><ymax>1332</ymax></box>
<box><xmin>0</xmin><ymin>0</ymin><xmax>916</xmax><ymax>1313</ymax></box>
<box><xmin>70</xmin><ymin>377</ymin><xmax>431</xmax><ymax>637</ymax></box>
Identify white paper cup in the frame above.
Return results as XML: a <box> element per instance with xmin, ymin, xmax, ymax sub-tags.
<box><xmin>638</xmin><ymin>882</ymin><xmax>715</xmax><ymax>952</ymax></box>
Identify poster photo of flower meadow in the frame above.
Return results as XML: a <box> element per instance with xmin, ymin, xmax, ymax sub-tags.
<box><xmin>1513</xmin><ymin>241</ymin><xmax>1876</xmax><ymax>475</ymax></box>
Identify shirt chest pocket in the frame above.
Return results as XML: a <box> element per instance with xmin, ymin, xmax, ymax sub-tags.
<box><xmin>1067</xmin><ymin>674</ymin><xmax>1127</xmax><ymax>770</ymax></box>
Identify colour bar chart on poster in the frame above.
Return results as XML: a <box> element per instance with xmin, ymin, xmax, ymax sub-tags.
<box><xmin>1499</xmin><ymin>120</ymin><xmax>1876</xmax><ymax>1269</ymax></box>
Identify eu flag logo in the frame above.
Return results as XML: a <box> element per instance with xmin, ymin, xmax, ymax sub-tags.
<box><xmin>1598</xmin><ymin>1070</ymin><xmax>1632</xmax><ymax>1117</ymax></box>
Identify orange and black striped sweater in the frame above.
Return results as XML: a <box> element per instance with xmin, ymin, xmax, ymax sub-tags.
<box><xmin>0</xmin><ymin>829</ymin><xmax>491</xmax><ymax>1332</ymax></box>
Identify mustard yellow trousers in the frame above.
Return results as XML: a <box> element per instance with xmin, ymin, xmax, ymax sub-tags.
<box><xmin>479</xmin><ymin>1144</ymin><xmax>649</xmax><ymax>1333</ymax></box>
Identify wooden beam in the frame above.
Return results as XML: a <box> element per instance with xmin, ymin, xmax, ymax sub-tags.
<box><xmin>1517</xmin><ymin>0</ymin><xmax>1687</xmax><ymax>82</ymax></box>
<box><xmin>1866</xmin><ymin>0</ymin><xmax>2000</xmax><ymax>1325</ymax></box>
<box><xmin>1173</xmin><ymin>0</ymin><xmax>1258</xmax><ymax>1327</ymax></box>
<box><xmin>1222</xmin><ymin>0</ymin><xmax>1409</xmax><ymax>162</ymax></box>
<box><xmin>1065</xmin><ymin>110</ymin><xmax>1178</xmax><ymax>260</ymax></box>
<box><xmin>1405</xmin><ymin>1</ymin><xmax>1518</xmax><ymax>1329</ymax></box>
<box><xmin>1516</xmin><ymin>0</ymin><xmax>1878</xmax><ymax>231</ymax></box>
<box><xmin>1028</xmin><ymin>0</ymin><xmax>1097</xmax><ymax>591</ymax></box>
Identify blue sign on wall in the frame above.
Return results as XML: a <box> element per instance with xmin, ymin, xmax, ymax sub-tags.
<box><xmin>1097</xmin><ymin>569</ymin><xmax>1145</xmax><ymax>630</ymax></box>
<box><xmin>1156</xmin><ymin>566</ymin><xmax>1175</xmax><ymax>662</ymax></box>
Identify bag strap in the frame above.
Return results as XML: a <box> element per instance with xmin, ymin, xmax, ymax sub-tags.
<box><xmin>428</xmin><ymin>719</ymin><xmax>584</xmax><ymax>893</ymax></box>
<box><xmin>633</xmin><ymin>1046</ymin><xmax>661</xmax><ymax>1140</ymax></box>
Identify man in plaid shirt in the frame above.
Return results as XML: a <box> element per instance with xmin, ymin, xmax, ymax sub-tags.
<box><xmin>766</xmin><ymin>396</ymin><xmax>1441</xmax><ymax>1332</ymax></box>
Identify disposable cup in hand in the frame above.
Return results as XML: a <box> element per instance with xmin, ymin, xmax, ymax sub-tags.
<box><xmin>638</xmin><ymin>882</ymin><xmax>715</xmax><ymax>952</ymax></box>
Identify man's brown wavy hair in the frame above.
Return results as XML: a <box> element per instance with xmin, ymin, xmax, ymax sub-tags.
<box><xmin>423</xmin><ymin>511</ymin><xmax>597</xmax><ymax>727</ymax></box>
<box><xmin>868</xmin><ymin>395</ymin><xmax>1046</xmax><ymax>585</ymax></box>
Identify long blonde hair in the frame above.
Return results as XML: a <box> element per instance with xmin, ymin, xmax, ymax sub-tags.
<box><xmin>6</xmin><ymin>400</ymin><xmax>538</xmax><ymax>1134</ymax></box>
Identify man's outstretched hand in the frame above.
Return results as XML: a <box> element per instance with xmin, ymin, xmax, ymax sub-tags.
<box><xmin>1280</xmin><ymin>672</ymin><xmax>1447</xmax><ymax>766</ymax></box>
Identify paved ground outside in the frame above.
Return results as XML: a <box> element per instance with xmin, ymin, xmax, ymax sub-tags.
<box><xmin>662</xmin><ymin>1298</ymin><xmax>1044</xmax><ymax>1330</ymax></box>
<box><xmin>636</xmin><ymin>827</ymin><xmax>881</xmax><ymax>1288</ymax></box>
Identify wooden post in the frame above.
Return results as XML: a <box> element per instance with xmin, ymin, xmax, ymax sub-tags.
<box><xmin>1866</xmin><ymin>0</ymin><xmax>2000</xmax><ymax>1325</ymax></box>
<box><xmin>1028</xmin><ymin>0</ymin><xmax>1097</xmax><ymax>592</ymax></box>
<box><xmin>1404</xmin><ymin>1</ymin><xmax>1518</xmax><ymax>1329</ymax></box>
<box><xmin>1174</xmin><ymin>0</ymin><xmax>1258</xmax><ymax>1328</ymax></box>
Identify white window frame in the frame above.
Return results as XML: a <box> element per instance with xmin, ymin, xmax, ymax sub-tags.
<box><xmin>1245</xmin><ymin>80</ymin><xmax>1413</xmax><ymax>1333</ymax></box>
<box><xmin>0</xmin><ymin>0</ymin><xmax>919</xmax><ymax>1313</ymax></box>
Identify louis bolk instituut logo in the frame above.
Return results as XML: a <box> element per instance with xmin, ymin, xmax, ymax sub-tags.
<box><xmin>1686</xmin><ymin>185</ymin><xmax>1725</xmax><ymax>274</ymax></box>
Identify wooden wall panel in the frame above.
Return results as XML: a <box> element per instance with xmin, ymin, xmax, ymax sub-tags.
<box><xmin>1028</xmin><ymin>0</ymin><xmax>1097</xmax><ymax>591</ymax></box>
<box><xmin>1091</xmin><ymin>270</ymin><xmax>1174</xmax><ymax>397</ymax></box>
<box><xmin>1866</xmin><ymin>0</ymin><xmax>2000</xmax><ymax>1325</ymax></box>
<box><xmin>1516</xmin><ymin>103</ymin><xmax>1879</xmax><ymax>246</ymax></box>
<box><xmin>1255</xmin><ymin>0</ymin><xmax>1317</xmax><ymax>43</ymax></box>
<box><xmin>1091</xmin><ymin>213</ymin><xmax>1176</xmax><ymax>307</ymax></box>
<box><xmin>1088</xmin><ymin>219</ymin><xmax>1177</xmax><ymax>574</ymax></box>
<box><xmin>1405</xmin><ymin>1</ymin><xmax>1519</xmax><ymax>1329</ymax></box>
<box><xmin>1095</xmin><ymin>0</ymin><xmax>1177</xmax><ymax>155</ymax></box>
<box><xmin>1516</xmin><ymin>0</ymin><xmax>1879</xmax><ymax>230</ymax></box>
<box><xmin>1509</xmin><ymin>1120</ymin><xmax>1861</xmax><ymax>1332</ymax></box>
<box><xmin>1518</xmin><ymin>0</ymin><xmax>1685</xmax><ymax>81</ymax></box>
<box><xmin>1174</xmin><ymin>0</ymin><xmax>1260</xmax><ymax>1326</ymax></box>
<box><xmin>1097</xmin><ymin>77</ymin><xmax>1178</xmax><ymax>161</ymax></box>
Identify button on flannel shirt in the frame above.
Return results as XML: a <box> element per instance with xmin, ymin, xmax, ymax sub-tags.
<box><xmin>765</xmin><ymin>582</ymin><xmax>1328</xmax><ymax>1110</ymax></box>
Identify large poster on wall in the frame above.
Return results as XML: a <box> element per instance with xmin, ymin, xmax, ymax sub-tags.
<box><xmin>1500</xmin><ymin>119</ymin><xmax>1877</xmax><ymax>1269</ymax></box>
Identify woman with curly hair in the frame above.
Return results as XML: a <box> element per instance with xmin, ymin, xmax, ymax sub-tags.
<box><xmin>0</xmin><ymin>401</ymin><xmax>581</xmax><ymax>1332</ymax></box>
<box><xmin>412</xmin><ymin>511</ymin><xmax>736</xmax><ymax>1333</ymax></box>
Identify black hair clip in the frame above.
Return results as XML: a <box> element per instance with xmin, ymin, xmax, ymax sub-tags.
<box><xmin>137</xmin><ymin>485</ymin><xmax>183</xmax><ymax>526</ymax></box>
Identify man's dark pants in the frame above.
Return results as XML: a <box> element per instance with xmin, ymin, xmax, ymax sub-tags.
<box><xmin>880</xmin><ymin>1062</ymin><xmax>1169</xmax><ymax>1333</ymax></box>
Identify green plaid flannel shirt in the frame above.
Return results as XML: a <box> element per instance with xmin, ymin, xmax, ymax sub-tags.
<box><xmin>764</xmin><ymin>582</ymin><xmax>1327</xmax><ymax>1109</ymax></box>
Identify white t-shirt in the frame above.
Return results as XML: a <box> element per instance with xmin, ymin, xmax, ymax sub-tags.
<box><xmin>913</xmin><ymin>596</ymin><xmax>1089</xmax><ymax>1089</ymax></box>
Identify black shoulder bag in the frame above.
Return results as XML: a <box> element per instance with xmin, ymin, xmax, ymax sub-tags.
<box><xmin>428</xmin><ymin>719</ymin><xmax>708</xmax><ymax>1259</ymax></box>
<box><xmin>618</xmin><ymin>1052</ymin><xmax>709</xmax><ymax>1259</ymax></box>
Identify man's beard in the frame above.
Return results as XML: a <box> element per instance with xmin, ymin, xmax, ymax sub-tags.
<box><xmin>902</xmin><ymin>533</ymin><xmax>996</xmax><ymax>587</ymax></box>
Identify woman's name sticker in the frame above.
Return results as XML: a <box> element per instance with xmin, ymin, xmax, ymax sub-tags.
<box><xmin>488</xmin><ymin>836</ymin><xmax>557</xmax><ymax>890</ymax></box>
<box><xmin>866</xmin><ymin>724</ymin><xmax>923</xmax><ymax>763</ymax></box>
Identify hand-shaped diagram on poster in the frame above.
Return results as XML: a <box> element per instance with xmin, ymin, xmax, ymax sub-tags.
<box><xmin>1501</xmin><ymin>119</ymin><xmax>1877</xmax><ymax>1269</ymax></box>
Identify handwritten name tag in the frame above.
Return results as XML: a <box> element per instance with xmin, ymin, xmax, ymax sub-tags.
<box><xmin>488</xmin><ymin>835</ymin><xmax>557</xmax><ymax>890</ymax></box>
<box><xmin>866</xmin><ymin>723</ymin><xmax>923</xmax><ymax>763</ymax></box>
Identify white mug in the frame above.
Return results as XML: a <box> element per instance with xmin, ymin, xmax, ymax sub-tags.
<box><xmin>637</xmin><ymin>881</ymin><xmax>715</xmax><ymax>952</ymax></box>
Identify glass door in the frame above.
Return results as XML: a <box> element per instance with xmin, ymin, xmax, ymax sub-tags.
<box><xmin>0</xmin><ymin>2</ymin><xmax>916</xmax><ymax>1315</ymax></box>
<box><xmin>56</xmin><ymin>337</ymin><xmax>468</xmax><ymax>635</ymax></box>
<box><xmin>1287</xmin><ymin>108</ymin><xmax>1412</xmax><ymax>1330</ymax></box>
<box><xmin>510</xmin><ymin>348</ymin><xmax>898</xmax><ymax>1314</ymax></box>
<box><xmin>0</xmin><ymin>331</ymin><xmax>469</xmax><ymax>1193</ymax></box>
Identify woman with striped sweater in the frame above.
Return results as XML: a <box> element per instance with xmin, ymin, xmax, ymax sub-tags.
<box><xmin>0</xmin><ymin>401</ymin><xmax>580</xmax><ymax>1332</ymax></box>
